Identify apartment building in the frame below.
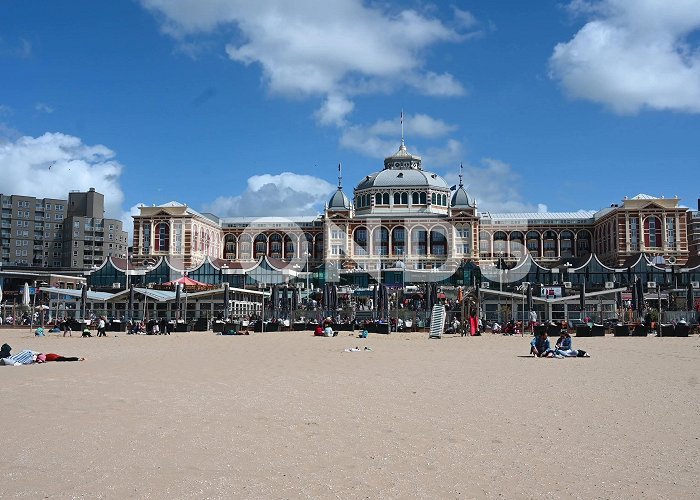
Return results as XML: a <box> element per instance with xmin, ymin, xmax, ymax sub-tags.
<box><xmin>0</xmin><ymin>188</ymin><xmax>127</xmax><ymax>269</ymax></box>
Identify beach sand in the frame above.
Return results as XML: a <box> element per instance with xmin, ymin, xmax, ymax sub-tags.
<box><xmin>1</xmin><ymin>327</ymin><xmax>698</xmax><ymax>499</ymax></box>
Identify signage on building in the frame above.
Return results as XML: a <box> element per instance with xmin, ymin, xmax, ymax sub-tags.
<box><xmin>540</xmin><ymin>286</ymin><xmax>563</xmax><ymax>298</ymax></box>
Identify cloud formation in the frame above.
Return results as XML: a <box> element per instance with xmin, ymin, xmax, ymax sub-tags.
<box><xmin>203</xmin><ymin>172</ymin><xmax>335</xmax><ymax>217</ymax></box>
<box><xmin>445</xmin><ymin>158</ymin><xmax>548</xmax><ymax>214</ymax></box>
<box><xmin>0</xmin><ymin>132</ymin><xmax>125</xmax><ymax>219</ymax></box>
<box><xmin>140</xmin><ymin>0</ymin><xmax>470</xmax><ymax>124</ymax></box>
<box><xmin>550</xmin><ymin>0</ymin><xmax>700</xmax><ymax>114</ymax></box>
<box><xmin>340</xmin><ymin>112</ymin><xmax>460</xmax><ymax>160</ymax></box>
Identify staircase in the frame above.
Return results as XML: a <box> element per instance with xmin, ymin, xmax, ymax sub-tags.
<box><xmin>428</xmin><ymin>305</ymin><xmax>446</xmax><ymax>339</ymax></box>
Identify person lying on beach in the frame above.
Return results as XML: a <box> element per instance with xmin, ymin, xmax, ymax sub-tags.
<box><xmin>36</xmin><ymin>353</ymin><xmax>85</xmax><ymax>362</ymax></box>
<box><xmin>530</xmin><ymin>332</ymin><xmax>554</xmax><ymax>357</ymax></box>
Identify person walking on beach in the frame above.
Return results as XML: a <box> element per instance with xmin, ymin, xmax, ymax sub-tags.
<box><xmin>63</xmin><ymin>320</ymin><xmax>72</xmax><ymax>337</ymax></box>
<box><xmin>96</xmin><ymin>316</ymin><xmax>107</xmax><ymax>337</ymax></box>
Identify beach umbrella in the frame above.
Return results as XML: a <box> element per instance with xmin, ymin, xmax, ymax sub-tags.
<box><xmin>527</xmin><ymin>284</ymin><xmax>533</xmax><ymax>311</ymax></box>
<box><xmin>631</xmin><ymin>279</ymin><xmax>638</xmax><ymax>311</ymax></box>
<box><xmin>381</xmin><ymin>284</ymin><xmax>389</xmax><ymax>318</ymax></box>
<box><xmin>0</xmin><ymin>285</ymin><xmax>3</xmax><ymax>305</ymax></box>
<box><xmin>223</xmin><ymin>283</ymin><xmax>230</xmax><ymax>319</ymax></box>
<box><xmin>80</xmin><ymin>285</ymin><xmax>87</xmax><ymax>320</ymax></box>
<box><xmin>173</xmin><ymin>282</ymin><xmax>181</xmax><ymax>320</ymax></box>
<box><xmin>687</xmin><ymin>281</ymin><xmax>694</xmax><ymax>312</ymax></box>
<box><xmin>291</xmin><ymin>287</ymin><xmax>299</xmax><ymax>311</ymax></box>
<box><xmin>128</xmin><ymin>283</ymin><xmax>135</xmax><ymax>321</ymax></box>
<box><xmin>22</xmin><ymin>283</ymin><xmax>30</xmax><ymax>307</ymax></box>
<box><xmin>579</xmin><ymin>282</ymin><xmax>586</xmax><ymax>312</ymax></box>
<box><xmin>282</xmin><ymin>286</ymin><xmax>289</xmax><ymax>312</ymax></box>
<box><xmin>331</xmin><ymin>285</ymin><xmax>338</xmax><ymax>311</ymax></box>
<box><xmin>373</xmin><ymin>284</ymin><xmax>378</xmax><ymax>313</ymax></box>
<box><xmin>636</xmin><ymin>278</ymin><xmax>644</xmax><ymax>312</ymax></box>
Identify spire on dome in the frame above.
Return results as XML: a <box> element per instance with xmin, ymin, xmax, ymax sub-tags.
<box><xmin>458</xmin><ymin>163</ymin><xmax>463</xmax><ymax>187</ymax></box>
<box><xmin>400</xmin><ymin>109</ymin><xmax>406</xmax><ymax>151</ymax></box>
<box><xmin>338</xmin><ymin>162</ymin><xmax>342</xmax><ymax>189</ymax></box>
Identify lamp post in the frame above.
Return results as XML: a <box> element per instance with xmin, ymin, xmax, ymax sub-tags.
<box><xmin>305</xmin><ymin>250</ymin><xmax>310</xmax><ymax>296</ymax></box>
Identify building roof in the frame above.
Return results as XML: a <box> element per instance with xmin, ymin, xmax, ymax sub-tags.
<box><xmin>355</xmin><ymin>168</ymin><xmax>449</xmax><ymax>190</ymax></box>
<box><xmin>328</xmin><ymin>188</ymin><xmax>351</xmax><ymax>210</ymax></box>
<box><xmin>482</xmin><ymin>210</ymin><xmax>596</xmax><ymax>222</ymax></box>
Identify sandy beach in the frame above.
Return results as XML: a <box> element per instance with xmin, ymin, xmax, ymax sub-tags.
<box><xmin>1</xmin><ymin>327</ymin><xmax>698</xmax><ymax>499</ymax></box>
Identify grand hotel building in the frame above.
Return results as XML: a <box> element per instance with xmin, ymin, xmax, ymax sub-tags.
<box><xmin>130</xmin><ymin>140</ymin><xmax>695</xmax><ymax>287</ymax></box>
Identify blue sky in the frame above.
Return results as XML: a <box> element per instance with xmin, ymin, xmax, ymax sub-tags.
<box><xmin>1</xmin><ymin>0</ymin><xmax>700</xmax><ymax>234</ymax></box>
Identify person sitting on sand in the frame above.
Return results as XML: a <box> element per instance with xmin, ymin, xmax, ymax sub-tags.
<box><xmin>36</xmin><ymin>352</ymin><xmax>85</xmax><ymax>362</ymax></box>
<box><xmin>530</xmin><ymin>331</ymin><xmax>554</xmax><ymax>358</ymax></box>
<box><xmin>555</xmin><ymin>332</ymin><xmax>578</xmax><ymax>357</ymax></box>
<box><xmin>82</xmin><ymin>326</ymin><xmax>92</xmax><ymax>338</ymax></box>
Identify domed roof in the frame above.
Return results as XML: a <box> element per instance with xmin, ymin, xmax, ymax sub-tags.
<box><xmin>357</xmin><ymin>169</ymin><xmax>449</xmax><ymax>190</ymax></box>
<box><xmin>328</xmin><ymin>188</ymin><xmax>351</xmax><ymax>210</ymax></box>
<box><xmin>450</xmin><ymin>166</ymin><xmax>473</xmax><ymax>208</ymax></box>
<box><xmin>355</xmin><ymin>142</ymin><xmax>449</xmax><ymax>191</ymax></box>
<box><xmin>450</xmin><ymin>186</ymin><xmax>471</xmax><ymax>208</ymax></box>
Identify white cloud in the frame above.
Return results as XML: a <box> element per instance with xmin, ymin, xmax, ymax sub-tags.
<box><xmin>34</xmin><ymin>102</ymin><xmax>54</xmax><ymax>114</ymax></box>
<box><xmin>120</xmin><ymin>204</ymin><xmax>143</xmax><ymax>245</ymax></box>
<box><xmin>340</xmin><ymin>113</ymin><xmax>459</xmax><ymax>157</ymax></box>
<box><xmin>0</xmin><ymin>132</ymin><xmax>125</xmax><ymax>219</ymax></box>
<box><xmin>314</xmin><ymin>94</ymin><xmax>355</xmax><ymax>127</ymax></box>
<box><xmin>203</xmin><ymin>172</ymin><xmax>334</xmax><ymax>217</ymax></box>
<box><xmin>140</xmin><ymin>0</ymin><xmax>470</xmax><ymax>123</ymax></box>
<box><xmin>444</xmin><ymin>158</ymin><xmax>548</xmax><ymax>213</ymax></box>
<box><xmin>550</xmin><ymin>0</ymin><xmax>700</xmax><ymax>114</ymax></box>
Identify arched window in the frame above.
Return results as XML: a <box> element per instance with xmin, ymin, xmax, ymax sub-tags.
<box><xmin>269</xmin><ymin>233</ymin><xmax>282</xmax><ymax>257</ymax></box>
<box><xmin>392</xmin><ymin>226</ymin><xmax>406</xmax><ymax>255</ymax></box>
<box><xmin>283</xmin><ymin>235</ymin><xmax>295</xmax><ymax>260</ymax></box>
<box><xmin>419</xmin><ymin>192</ymin><xmax>426</xmax><ymax>204</ymax></box>
<box><xmin>560</xmin><ymin>230</ymin><xmax>574</xmax><ymax>258</ymax></box>
<box><xmin>154</xmin><ymin>222</ymin><xmax>169</xmax><ymax>251</ymax></box>
<box><xmin>394</xmin><ymin>193</ymin><xmax>401</xmax><ymax>205</ymax></box>
<box><xmin>509</xmin><ymin>231</ymin><xmax>524</xmax><ymax>258</ymax></box>
<box><xmin>254</xmin><ymin>234</ymin><xmax>267</xmax><ymax>258</ymax></box>
<box><xmin>401</xmin><ymin>192</ymin><xmax>408</xmax><ymax>204</ymax></box>
<box><xmin>372</xmin><ymin>227</ymin><xmax>389</xmax><ymax>255</ymax></box>
<box><xmin>353</xmin><ymin>227</ymin><xmax>368</xmax><ymax>256</ymax></box>
<box><xmin>543</xmin><ymin>230</ymin><xmax>556</xmax><ymax>258</ymax></box>
<box><xmin>430</xmin><ymin>227</ymin><xmax>448</xmax><ymax>255</ymax></box>
<box><xmin>412</xmin><ymin>192</ymin><xmax>419</xmax><ymax>204</ymax></box>
<box><xmin>411</xmin><ymin>227</ymin><xmax>428</xmax><ymax>255</ymax></box>
<box><xmin>375</xmin><ymin>193</ymin><xmax>381</xmax><ymax>205</ymax></box>
<box><xmin>577</xmin><ymin>230</ymin><xmax>591</xmax><ymax>255</ymax></box>
<box><xmin>382</xmin><ymin>193</ymin><xmax>389</xmax><ymax>205</ymax></box>
<box><xmin>494</xmin><ymin>231</ymin><xmax>508</xmax><ymax>256</ymax></box>
<box><xmin>224</xmin><ymin>234</ymin><xmax>236</xmax><ymax>260</ymax></box>
<box><xmin>526</xmin><ymin>231</ymin><xmax>540</xmax><ymax>256</ymax></box>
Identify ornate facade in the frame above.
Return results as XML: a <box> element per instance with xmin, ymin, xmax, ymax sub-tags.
<box><xmin>130</xmin><ymin>141</ymin><xmax>693</xmax><ymax>283</ymax></box>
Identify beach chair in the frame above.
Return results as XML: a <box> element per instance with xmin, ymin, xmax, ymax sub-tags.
<box><xmin>591</xmin><ymin>324</ymin><xmax>605</xmax><ymax>336</ymax></box>
<box><xmin>660</xmin><ymin>324</ymin><xmax>675</xmax><ymax>337</ymax></box>
<box><xmin>614</xmin><ymin>324</ymin><xmax>630</xmax><ymax>336</ymax></box>
<box><xmin>674</xmin><ymin>323</ymin><xmax>690</xmax><ymax>337</ymax></box>
<box><xmin>631</xmin><ymin>324</ymin><xmax>648</xmax><ymax>337</ymax></box>
<box><xmin>575</xmin><ymin>325</ymin><xmax>591</xmax><ymax>337</ymax></box>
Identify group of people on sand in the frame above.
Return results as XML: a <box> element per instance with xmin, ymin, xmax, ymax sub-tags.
<box><xmin>530</xmin><ymin>331</ymin><xmax>590</xmax><ymax>358</ymax></box>
<box><xmin>1</xmin><ymin>343</ymin><xmax>84</xmax><ymax>366</ymax></box>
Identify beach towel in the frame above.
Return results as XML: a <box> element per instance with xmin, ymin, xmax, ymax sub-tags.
<box><xmin>2</xmin><ymin>350</ymin><xmax>36</xmax><ymax>365</ymax></box>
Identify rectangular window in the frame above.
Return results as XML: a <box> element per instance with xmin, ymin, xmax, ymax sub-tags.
<box><xmin>629</xmin><ymin>217</ymin><xmax>639</xmax><ymax>251</ymax></box>
<box><xmin>74</xmin><ymin>221</ymin><xmax>80</xmax><ymax>228</ymax></box>
<box><xmin>666</xmin><ymin>217</ymin><xmax>676</xmax><ymax>249</ymax></box>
